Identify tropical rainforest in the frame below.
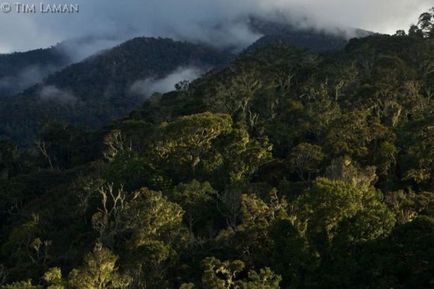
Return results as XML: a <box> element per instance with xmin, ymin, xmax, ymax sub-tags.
<box><xmin>0</xmin><ymin>8</ymin><xmax>434</xmax><ymax>289</ymax></box>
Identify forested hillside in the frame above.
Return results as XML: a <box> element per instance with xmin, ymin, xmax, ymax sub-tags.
<box><xmin>0</xmin><ymin>38</ymin><xmax>233</xmax><ymax>144</ymax></box>
<box><xmin>0</xmin><ymin>19</ymin><xmax>369</xmax><ymax>146</ymax></box>
<box><xmin>0</xmin><ymin>8</ymin><xmax>433</xmax><ymax>289</ymax></box>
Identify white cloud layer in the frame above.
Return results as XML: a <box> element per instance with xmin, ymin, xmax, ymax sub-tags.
<box><xmin>0</xmin><ymin>0</ymin><xmax>432</xmax><ymax>53</ymax></box>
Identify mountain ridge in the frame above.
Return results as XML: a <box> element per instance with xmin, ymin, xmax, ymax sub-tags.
<box><xmin>0</xmin><ymin>37</ymin><xmax>234</xmax><ymax>144</ymax></box>
<box><xmin>0</xmin><ymin>21</ymin><xmax>374</xmax><ymax>144</ymax></box>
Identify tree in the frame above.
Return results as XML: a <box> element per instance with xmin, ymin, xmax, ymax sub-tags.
<box><xmin>395</xmin><ymin>30</ymin><xmax>406</xmax><ymax>36</ymax></box>
<box><xmin>269</xmin><ymin>220</ymin><xmax>315</xmax><ymax>289</ymax></box>
<box><xmin>218</xmin><ymin>128</ymin><xmax>272</xmax><ymax>185</ymax></box>
<box><xmin>238</xmin><ymin>268</ymin><xmax>282</xmax><ymax>289</ymax></box>
<box><xmin>42</xmin><ymin>267</ymin><xmax>64</xmax><ymax>289</ymax></box>
<box><xmin>216</xmin><ymin>190</ymin><xmax>290</xmax><ymax>267</ymax></box>
<box><xmin>121</xmin><ymin>188</ymin><xmax>185</xmax><ymax>248</ymax></box>
<box><xmin>373</xmin><ymin>141</ymin><xmax>397</xmax><ymax>177</ymax></box>
<box><xmin>102</xmin><ymin>130</ymin><xmax>129</xmax><ymax>162</ymax></box>
<box><xmin>385</xmin><ymin>190</ymin><xmax>434</xmax><ymax>224</ymax></box>
<box><xmin>333</xmin><ymin>201</ymin><xmax>396</xmax><ymax>245</ymax></box>
<box><xmin>172</xmin><ymin>180</ymin><xmax>216</xmax><ymax>238</ymax></box>
<box><xmin>400</xmin><ymin>118</ymin><xmax>434</xmax><ymax>187</ymax></box>
<box><xmin>325</xmin><ymin>156</ymin><xmax>377</xmax><ymax>192</ymax></box>
<box><xmin>296</xmin><ymin>178</ymin><xmax>395</xmax><ymax>247</ymax></box>
<box><xmin>154</xmin><ymin>112</ymin><xmax>232</xmax><ymax>178</ymax></box>
<box><xmin>36</xmin><ymin>122</ymin><xmax>94</xmax><ymax>170</ymax></box>
<box><xmin>288</xmin><ymin>143</ymin><xmax>324</xmax><ymax>182</ymax></box>
<box><xmin>119</xmin><ymin>188</ymin><xmax>187</xmax><ymax>289</ymax></box>
<box><xmin>418</xmin><ymin>10</ymin><xmax>434</xmax><ymax>38</ymax></box>
<box><xmin>1</xmin><ymin>280</ymin><xmax>40</xmax><ymax>289</ymax></box>
<box><xmin>2</xmin><ymin>214</ymin><xmax>51</xmax><ymax>277</ymax></box>
<box><xmin>90</xmin><ymin>182</ymin><xmax>127</xmax><ymax>246</ymax></box>
<box><xmin>68</xmin><ymin>243</ymin><xmax>130</xmax><ymax>289</ymax></box>
<box><xmin>325</xmin><ymin>110</ymin><xmax>388</xmax><ymax>159</ymax></box>
<box><xmin>408</xmin><ymin>24</ymin><xmax>424</xmax><ymax>38</ymax></box>
<box><xmin>194</xmin><ymin>257</ymin><xmax>281</xmax><ymax>289</ymax></box>
<box><xmin>210</xmin><ymin>69</ymin><xmax>262</xmax><ymax>119</ymax></box>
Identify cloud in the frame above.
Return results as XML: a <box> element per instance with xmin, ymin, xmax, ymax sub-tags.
<box><xmin>56</xmin><ymin>36</ymin><xmax>123</xmax><ymax>63</ymax></box>
<box><xmin>0</xmin><ymin>0</ymin><xmax>432</xmax><ymax>53</ymax></box>
<box><xmin>263</xmin><ymin>0</ymin><xmax>433</xmax><ymax>35</ymax></box>
<box><xmin>0</xmin><ymin>65</ymin><xmax>61</xmax><ymax>96</ymax></box>
<box><xmin>130</xmin><ymin>66</ymin><xmax>204</xmax><ymax>98</ymax></box>
<box><xmin>39</xmin><ymin>85</ymin><xmax>77</xmax><ymax>104</ymax></box>
<box><xmin>0</xmin><ymin>37</ymin><xmax>123</xmax><ymax>97</ymax></box>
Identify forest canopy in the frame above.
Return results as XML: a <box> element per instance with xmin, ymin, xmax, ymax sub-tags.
<box><xmin>0</xmin><ymin>7</ymin><xmax>434</xmax><ymax>289</ymax></box>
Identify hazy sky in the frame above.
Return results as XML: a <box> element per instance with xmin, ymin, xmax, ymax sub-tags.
<box><xmin>0</xmin><ymin>0</ymin><xmax>432</xmax><ymax>53</ymax></box>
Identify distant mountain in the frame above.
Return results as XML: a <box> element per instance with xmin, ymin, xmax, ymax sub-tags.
<box><xmin>0</xmin><ymin>36</ymin><xmax>122</xmax><ymax>97</ymax></box>
<box><xmin>0</xmin><ymin>46</ymin><xmax>68</xmax><ymax>97</ymax></box>
<box><xmin>0</xmin><ymin>37</ymin><xmax>234</xmax><ymax>144</ymax></box>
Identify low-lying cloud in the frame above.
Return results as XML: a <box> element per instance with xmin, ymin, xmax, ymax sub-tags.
<box><xmin>0</xmin><ymin>0</ymin><xmax>432</xmax><ymax>53</ymax></box>
<box><xmin>130</xmin><ymin>66</ymin><xmax>204</xmax><ymax>98</ymax></box>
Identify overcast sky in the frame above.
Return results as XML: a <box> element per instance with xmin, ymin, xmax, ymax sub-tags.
<box><xmin>0</xmin><ymin>0</ymin><xmax>432</xmax><ymax>53</ymax></box>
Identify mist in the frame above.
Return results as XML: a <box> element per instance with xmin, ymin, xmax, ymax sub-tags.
<box><xmin>0</xmin><ymin>65</ymin><xmax>60</xmax><ymax>96</ymax></box>
<box><xmin>1</xmin><ymin>0</ymin><xmax>432</xmax><ymax>53</ymax></box>
<box><xmin>39</xmin><ymin>85</ymin><xmax>77</xmax><ymax>105</ymax></box>
<box><xmin>56</xmin><ymin>36</ymin><xmax>124</xmax><ymax>63</ymax></box>
<box><xmin>130</xmin><ymin>66</ymin><xmax>204</xmax><ymax>99</ymax></box>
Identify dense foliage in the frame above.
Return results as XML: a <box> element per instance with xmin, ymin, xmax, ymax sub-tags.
<box><xmin>1</xmin><ymin>9</ymin><xmax>434</xmax><ymax>289</ymax></box>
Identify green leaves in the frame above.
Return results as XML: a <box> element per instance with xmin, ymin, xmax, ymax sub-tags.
<box><xmin>153</xmin><ymin>112</ymin><xmax>232</xmax><ymax>179</ymax></box>
<box><xmin>68</xmin><ymin>244</ymin><xmax>131</xmax><ymax>289</ymax></box>
<box><xmin>172</xmin><ymin>180</ymin><xmax>216</xmax><ymax>236</ymax></box>
<box><xmin>288</xmin><ymin>143</ymin><xmax>324</xmax><ymax>182</ymax></box>
<box><xmin>219</xmin><ymin>129</ymin><xmax>272</xmax><ymax>184</ymax></box>
<box><xmin>1</xmin><ymin>280</ymin><xmax>40</xmax><ymax>289</ymax></box>
<box><xmin>121</xmin><ymin>188</ymin><xmax>185</xmax><ymax>248</ymax></box>
<box><xmin>42</xmin><ymin>268</ymin><xmax>64</xmax><ymax>289</ymax></box>
<box><xmin>400</xmin><ymin>119</ymin><xmax>434</xmax><ymax>187</ymax></box>
<box><xmin>156</xmin><ymin>112</ymin><xmax>232</xmax><ymax>159</ymax></box>
<box><xmin>196</xmin><ymin>257</ymin><xmax>281</xmax><ymax>289</ymax></box>
<box><xmin>297</xmin><ymin>178</ymin><xmax>395</xmax><ymax>244</ymax></box>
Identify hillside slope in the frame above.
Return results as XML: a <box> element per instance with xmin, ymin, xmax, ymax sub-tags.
<box><xmin>1</xmin><ymin>31</ymin><xmax>433</xmax><ymax>289</ymax></box>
